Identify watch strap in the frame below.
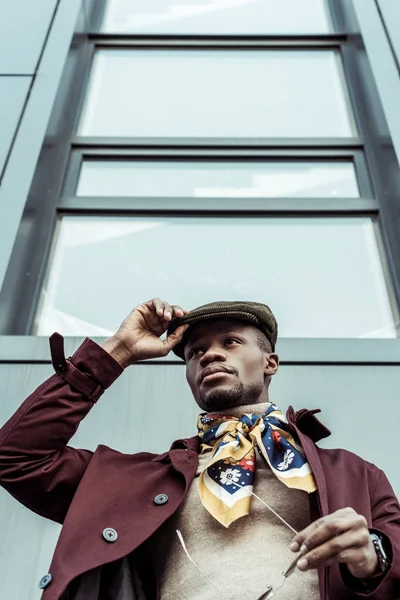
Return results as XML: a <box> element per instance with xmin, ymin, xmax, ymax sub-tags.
<box><xmin>370</xmin><ymin>532</ymin><xmax>390</xmax><ymax>574</ymax></box>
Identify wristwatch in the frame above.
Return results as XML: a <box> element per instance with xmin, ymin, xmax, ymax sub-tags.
<box><xmin>342</xmin><ymin>532</ymin><xmax>391</xmax><ymax>592</ymax></box>
<box><xmin>370</xmin><ymin>533</ymin><xmax>390</xmax><ymax>574</ymax></box>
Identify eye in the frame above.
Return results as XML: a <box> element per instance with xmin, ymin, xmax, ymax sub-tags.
<box><xmin>189</xmin><ymin>347</ymin><xmax>203</xmax><ymax>359</ymax></box>
<box><xmin>225</xmin><ymin>338</ymin><xmax>240</xmax><ymax>346</ymax></box>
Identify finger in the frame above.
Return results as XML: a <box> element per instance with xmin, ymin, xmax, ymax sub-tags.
<box><xmin>162</xmin><ymin>324</ymin><xmax>190</xmax><ymax>354</ymax></box>
<box><xmin>171</xmin><ymin>304</ymin><xmax>185</xmax><ymax>318</ymax></box>
<box><xmin>147</xmin><ymin>298</ymin><xmax>164</xmax><ymax>317</ymax></box>
<box><xmin>300</xmin><ymin>511</ymin><xmax>367</xmax><ymax>557</ymax></box>
<box><xmin>161</xmin><ymin>301</ymin><xmax>174</xmax><ymax>321</ymax></box>
<box><xmin>149</xmin><ymin>298</ymin><xmax>173</xmax><ymax>321</ymax></box>
<box><xmin>296</xmin><ymin>528</ymin><xmax>370</xmax><ymax>571</ymax></box>
<box><xmin>290</xmin><ymin>508</ymin><xmax>359</xmax><ymax>553</ymax></box>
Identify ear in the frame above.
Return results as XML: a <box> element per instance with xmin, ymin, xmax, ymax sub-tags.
<box><xmin>265</xmin><ymin>353</ymin><xmax>279</xmax><ymax>376</ymax></box>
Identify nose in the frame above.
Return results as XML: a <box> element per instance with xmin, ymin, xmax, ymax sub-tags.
<box><xmin>199</xmin><ymin>345</ymin><xmax>227</xmax><ymax>368</ymax></box>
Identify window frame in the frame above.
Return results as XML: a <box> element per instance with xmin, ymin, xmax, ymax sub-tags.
<box><xmin>62</xmin><ymin>149</ymin><xmax>373</xmax><ymax>211</ymax></box>
<box><xmin>0</xmin><ymin>0</ymin><xmax>400</xmax><ymax>349</ymax></box>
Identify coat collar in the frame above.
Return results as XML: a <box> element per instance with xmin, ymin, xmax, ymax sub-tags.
<box><xmin>287</xmin><ymin>406</ymin><xmax>331</xmax><ymax>443</ymax></box>
<box><xmin>151</xmin><ymin>435</ymin><xmax>200</xmax><ymax>464</ymax></box>
<box><xmin>170</xmin><ymin>436</ymin><xmax>200</xmax><ymax>452</ymax></box>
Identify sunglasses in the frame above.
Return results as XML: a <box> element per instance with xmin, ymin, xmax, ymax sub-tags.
<box><xmin>176</xmin><ymin>479</ymin><xmax>304</xmax><ymax>599</ymax></box>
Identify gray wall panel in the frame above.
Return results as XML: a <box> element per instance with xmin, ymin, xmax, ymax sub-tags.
<box><xmin>352</xmin><ymin>0</ymin><xmax>400</xmax><ymax>166</ymax></box>
<box><xmin>0</xmin><ymin>0</ymin><xmax>58</xmax><ymax>74</ymax></box>
<box><xmin>0</xmin><ymin>0</ymin><xmax>83</xmax><ymax>293</ymax></box>
<box><xmin>0</xmin><ymin>495</ymin><xmax>60</xmax><ymax>600</ymax></box>
<box><xmin>0</xmin><ymin>77</ymin><xmax>31</xmax><ymax>179</ymax></box>
<box><xmin>1</xmin><ymin>362</ymin><xmax>399</xmax><ymax>598</ymax></box>
<box><xmin>1</xmin><ymin>362</ymin><xmax>399</xmax><ymax>487</ymax></box>
<box><xmin>0</xmin><ymin>362</ymin><xmax>398</xmax><ymax>482</ymax></box>
<box><xmin>376</xmin><ymin>0</ymin><xmax>400</xmax><ymax>70</ymax></box>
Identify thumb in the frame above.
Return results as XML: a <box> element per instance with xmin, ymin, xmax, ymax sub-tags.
<box><xmin>162</xmin><ymin>324</ymin><xmax>190</xmax><ymax>353</ymax></box>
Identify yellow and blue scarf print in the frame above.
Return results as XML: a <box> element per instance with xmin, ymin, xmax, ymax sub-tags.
<box><xmin>197</xmin><ymin>403</ymin><xmax>317</xmax><ymax>527</ymax></box>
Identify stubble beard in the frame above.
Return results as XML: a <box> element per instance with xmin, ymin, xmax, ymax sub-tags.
<box><xmin>198</xmin><ymin>380</ymin><xmax>264</xmax><ymax>411</ymax></box>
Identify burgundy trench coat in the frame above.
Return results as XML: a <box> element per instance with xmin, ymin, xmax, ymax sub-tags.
<box><xmin>0</xmin><ymin>335</ymin><xmax>399</xmax><ymax>600</ymax></box>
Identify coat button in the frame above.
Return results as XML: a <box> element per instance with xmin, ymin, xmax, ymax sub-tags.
<box><xmin>38</xmin><ymin>574</ymin><xmax>52</xmax><ymax>589</ymax></box>
<box><xmin>102</xmin><ymin>527</ymin><xmax>118</xmax><ymax>542</ymax></box>
<box><xmin>154</xmin><ymin>493</ymin><xmax>169</xmax><ymax>505</ymax></box>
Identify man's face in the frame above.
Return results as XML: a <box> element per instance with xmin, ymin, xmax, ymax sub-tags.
<box><xmin>184</xmin><ymin>318</ymin><xmax>279</xmax><ymax>411</ymax></box>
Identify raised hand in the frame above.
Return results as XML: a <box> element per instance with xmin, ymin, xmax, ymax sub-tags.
<box><xmin>102</xmin><ymin>298</ymin><xmax>189</xmax><ymax>367</ymax></box>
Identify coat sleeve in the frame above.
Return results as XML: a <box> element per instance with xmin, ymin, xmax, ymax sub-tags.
<box><xmin>0</xmin><ymin>334</ymin><xmax>123</xmax><ymax>524</ymax></box>
<box><xmin>340</xmin><ymin>467</ymin><xmax>400</xmax><ymax>598</ymax></box>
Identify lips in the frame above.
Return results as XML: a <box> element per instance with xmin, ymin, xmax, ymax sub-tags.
<box><xmin>200</xmin><ymin>366</ymin><xmax>233</xmax><ymax>384</ymax></box>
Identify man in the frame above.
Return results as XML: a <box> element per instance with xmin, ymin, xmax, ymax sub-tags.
<box><xmin>0</xmin><ymin>298</ymin><xmax>399</xmax><ymax>600</ymax></box>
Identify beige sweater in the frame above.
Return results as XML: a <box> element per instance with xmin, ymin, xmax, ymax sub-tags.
<box><xmin>149</xmin><ymin>403</ymin><xmax>320</xmax><ymax>600</ymax></box>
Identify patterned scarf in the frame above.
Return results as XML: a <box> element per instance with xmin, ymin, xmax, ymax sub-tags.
<box><xmin>197</xmin><ymin>403</ymin><xmax>317</xmax><ymax>527</ymax></box>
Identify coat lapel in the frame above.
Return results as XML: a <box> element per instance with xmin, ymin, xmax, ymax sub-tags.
<box><xmin>286</xmin><ymin>406</ymin><xmax>331</xmax><ymax>600</ymax></box>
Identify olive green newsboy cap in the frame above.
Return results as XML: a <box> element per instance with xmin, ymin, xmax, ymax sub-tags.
<box><xmin>167</xmin><ymin>300</ymin><xmax>278</xmax><ymax>360</ymax></box>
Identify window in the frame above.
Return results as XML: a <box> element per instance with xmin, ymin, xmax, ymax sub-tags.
<box><xmin>34</xmin><ymin>216</ymin><xmax>397</xmax><ymax>339</ymax></box>
<box><xmin>78</xmin><ymin>50</ymin><xmax>355</xmax><ymax>138</ymax></box>
<box><xmin>101</xmin><ymin>0</ymin><xmax>332</xmax><ymax>34</ymax></box>
<box><xmin>77</xmin><ymin>160</ymin><xmax>360</xmax><ymax>198</ymax></box>
<box><xmin>3</xmin><ymin>0</ymin><xmax>400</xmax><ymax>343</ymax></box>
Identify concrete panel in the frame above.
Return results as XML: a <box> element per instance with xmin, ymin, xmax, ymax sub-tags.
<box><xmin>0</xmin><ymin>0</ymin><xmax>58</xmax><ymax>74</ymax></box>
<box><xmin>0</xmin><ymin>362</ymin><xmax>398</xmax><ymax>481</ymax></box>
<box><xmin>0</xmin><ymin>0</ymin><xmax>82</xmax><ymax>293</ymax></box>
<box><xmin>376</xmin><ymin>0</ymin><xmax>400</xmax><ymax>70</ymax></box>
<box><xmin>0</xmin><ymin>76</ymin><xmax>31</xmax><ymax>178</ymax></box>
<box><xmin>0</xmin><ymin>361</ymin><xmax>399</xmax><ymax>598</ymax></box>
<box><xmin>1</xmin><ymin>363</ymin><xmax>399</xmax><ymax>489</ymax></box>
<box><xmin>352</xmin><ymin>0</ymin><xmax>400</xmax><ymax>166</ymax></box>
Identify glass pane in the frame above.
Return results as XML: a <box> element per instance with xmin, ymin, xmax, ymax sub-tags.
<box><xmin>35</xmin><ymin>217</ymin><xmax>397</xmax><ymax>339</ymax></box>
<box><xmin>78</xmin><ymin>51</ymin><xmax>355</xmax><ymax>138</ymax></box>
<box><xmin>101</xmin><ymin>0</ymin><xmax>332</xmax><ymax>34</ymax></box>
<box><xmin>77</xmin><ymin>161</ymin><xmax>359</xmax><ymax>197</ymax></box>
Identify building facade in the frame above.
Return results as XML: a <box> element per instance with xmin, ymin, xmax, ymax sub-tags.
<box><xmin>0</xmin><ymin>0</ymin><xmax>400</xmax><ymax>597</ymax></box>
